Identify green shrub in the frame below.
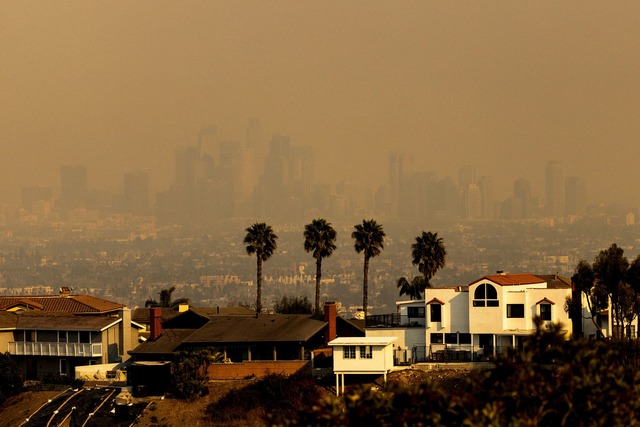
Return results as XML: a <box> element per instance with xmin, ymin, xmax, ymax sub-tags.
<box><xmin>275</xmin><ymin>321</ymin><xmax>640</xmax><ymax>426</ymax></box>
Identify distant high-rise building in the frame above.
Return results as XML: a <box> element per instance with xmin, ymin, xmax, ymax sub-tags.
<box><xmin>478</xmin><ymin>175</ymin><xmax>495</xmax><ymax>219</ymax></box>
<box><xmin>60</xmin><ymin>165</ymin><xmax>88</xmax><ymax>210</ymax></box>
<box><xmin>124</xmin><ymin>171</ymin><xmax>150</xmax><ymax>215</ymax></box>
<box><xmin>458</xmin><ymin>165</ymin><xmax>477</xmax><ymax>188</ymax></box>
<box><xmin>513</xmin><ymin>177</ymin><xmax>532</xmax><ymax>219</ymax></box>
<box><xmin>545</xmin><ymin>161</ymin><xmax>564</xmax><ymax>217</ymax></box>
<box><xmin>387</xmin><ymin>152</ymin><xmax>410</xmax><ymax>220</ymax></box>
<box><xmin>464</xmin><ymin>184</ymin><xmax>482</xmax><ymax>219</ymax></box>
<box><xmin>565</xmin><ymin>176</ymin><xmax>586</xmax><ymax>216</ymax></box>
<box><xmin>22</xmin><ymin>186</ymin><xmax>52</xmax><ymax>210</ymax></box>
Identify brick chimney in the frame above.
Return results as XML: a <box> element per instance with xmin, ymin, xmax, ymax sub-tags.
<box><xmin>150</xmin><ymin>307</ymin><xmax>162</xmax><ymax>340</ymax></box>
<box><xmin>324</xmin><ymin>302</ymin><xmax>337</xmax><ymax>344</ymax></box>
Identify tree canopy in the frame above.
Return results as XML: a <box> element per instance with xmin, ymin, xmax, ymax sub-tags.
<box><xmin>244</xmin><ymin>222</ymin><xmax>278</xmax><ymax>314</ymax></box>
<box><xmin>303</xmin><ymin>218</ymin><xmax>337</xmax><ymax>314</ymax></box>
<box><xmin>352</xmin><ymin>219</ymin><xmax>385</xmax><ymax>316</ymax></box>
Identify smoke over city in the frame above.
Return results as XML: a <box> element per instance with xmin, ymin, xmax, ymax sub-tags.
<box><xmin>2</xmin><ymin>1</ymin><xmax>640</xmax><ymax>219</ymax></box>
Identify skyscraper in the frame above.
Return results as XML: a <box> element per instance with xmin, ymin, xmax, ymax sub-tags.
<box><xmin>124</xmin><ymin>171</ymin><xmax>150</xmax><ymax>216</ymax></box>
<box><xmin>545</xmin><ymin>161</ymin><xmax>564</xmax><ymax>218</ymax></box>
<box><xmin>60</xmin><ymin>165</ymin><xmax>88</xmax><ymax>210</ymax></box>
<box><xmin>565</xmin><ymin>176</ymin><xmax>586</xmax><ymax>216</ymax></box>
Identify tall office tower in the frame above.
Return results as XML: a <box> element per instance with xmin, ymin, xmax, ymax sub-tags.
<box><xmin>478</xmin><ymin>175</ymin><xmax>495</xmax><ymax>219</ymax></box>
<box><xmin>545</xmin><ymin>161</ymin><xmax>564</xmax><ymax>218</ymax></box>
<box><xmin>60</xmin><ymin>165</ymin><xmax>88</xmax><ymax>210</ymax></box>
<box><xmin>387</xmin><ymin>152</ymin><xmax>410</xmax><ymax>220</ymax></box>
<box><xmin>513</xmin><ymin>177</ymin><xmax>533</xmax><ymax>219</ymax></box>
<box><xmin>565</xmin><ymin>176</ymin><xmax>586</xmax><ymax>216</ymax></box>
<box><xmin>123</xmin><ymin>171</ymin><xmax>150</xmax><ymax>216</ymax></box>
<box><xmin>463</xmin><ymin>184</ymin><xmax>482</xmax><ymax>219</ymax></box>
<box><xmin>246</xmin><ymin>117</ymin><xmax>263</xmax><ymax>149</ymax></box>
<box><xmin>197</xmin><ymin>126</ymin><xmax>217</xmax><ymax>160</ymax></box>
<box><xmin>459</xmin><ymin>165</ymin><xmax>477</xmax><ymax>188</ymax></box>
<box><xmin>22</xmin><ymin>186</ymin><xmax>53</xmax><ymax>210</ymax></box>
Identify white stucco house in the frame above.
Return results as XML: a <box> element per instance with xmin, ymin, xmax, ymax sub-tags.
<box><xmin>328</xmin><ymin>336</ymin><xmax>396</xmax><ymax>395</ymax></box>
<box><xmin>366</xmin><ymin>273</ymin><xmax>575</xmax><ymax>362</ymax></box>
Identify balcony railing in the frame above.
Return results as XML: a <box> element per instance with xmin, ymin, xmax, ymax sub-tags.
<box><xmin>365</xmin><ymin>313</ymin><xmax>425</xmax><ymax>328</ymax></box>
<box><xmin>8</xmin><ymin>342</ymin><xmax>102</xmax><ymax>357</ymax></box>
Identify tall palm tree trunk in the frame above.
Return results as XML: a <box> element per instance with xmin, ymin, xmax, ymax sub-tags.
<box><xmin>315</xmin><ymin>257</ymin><xmax>322</xmax><ymax>314</ymax></box>
<box><xmin>256</xmin><ymin>257</ymin><xmax>263</xmax><ymax>314</ymax></box>
<box><xmin>363</xmin><ymin>255</ymin><xmax>370</xmax><ymax>317</ymax></box>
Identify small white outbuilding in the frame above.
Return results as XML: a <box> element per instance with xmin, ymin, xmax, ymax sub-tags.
<box><xmin>328</xmin><ymin>336</ymin><xmax>397</xmax><ymax>395</ymax></box>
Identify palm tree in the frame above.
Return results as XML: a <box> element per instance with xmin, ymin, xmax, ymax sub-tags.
<box><xmin>396</xmin><ymin>276</ymin><xmax>425</xmax><ymax>300</ymax></box>
<box><xmin>411</xmin><ymin>231</ymin><xmax>447</xmax><ymax>293</ymax></box>
<box><xmin>244</xmin><ymin>222</ymin><xmax>278</xmax><ymax>314</ymax></box>
<box><xmin>144</xmin><ymin>286</ymin><xmax>189</xmax><ymax>309</ymax></box>
<box><xmin>352</xmin><ymin>219</ymin><xmax>386</xmax><ymax>317</ymax></box>
<box><xmin>304</xmin><ymin>218</ymin><xmax>338</xmax><ymax>314</ymax></box>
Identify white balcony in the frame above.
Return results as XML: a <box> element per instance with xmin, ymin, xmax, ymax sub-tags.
<box><xmin>8</xmin><ymin>341</ymin><xmax>102</xmax><ymax>357</ymax></box>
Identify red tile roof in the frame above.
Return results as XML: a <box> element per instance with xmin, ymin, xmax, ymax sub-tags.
<box><xmin>467</xmin><ymin>273</ymin><xmax>545</xmax><ymax>287</ymax></box>
<box><xmin>0</xmin><ymin>295</ymin><xmax>124</xmax><ymax>314</ymax></box>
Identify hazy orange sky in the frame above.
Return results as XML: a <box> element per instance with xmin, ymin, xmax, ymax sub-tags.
<box><xmin>2</xmin><ymin>1</ymin><xmax>639</xmax><ymax>205</ymax></box>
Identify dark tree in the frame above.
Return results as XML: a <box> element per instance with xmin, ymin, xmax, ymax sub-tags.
<box><xmin>352</xmin><ymin>219</ymin><xmax>385</xmax><ymax>316</ymax></box>
<box><xmin>411</xmin><ymin>231</ymin><xmax>447</xmax><ymax>290</ymax></box>
<box><xmin>303</xmin><ymin>218</ymin><xmax>337</xmax><ymax>314</ymax></box>
<box><xmin>593</xmin><ymin>244</ymin><xmax>630</xmax><ymax>338</ymax></box>
<box><xmin>244</xmin><ymin>222</ymin><xmax>278</xmax><ymax>314</ymax></box>
<box><xmin>569</xmin><ymin>260</ymin><xmax>608</xmax><ymax>338</ymax></box>
<box><xmin>396</xmin><ymin>276</ymin><xmax>425</xmax><ymax>300</ymax></box>
<box><xmin>144</xmin><ymin>286</ymin><xmax>189</xmax><ymax>309</ymax></box>
<box><xmin>273</xmin><ymin>295</ymin><xmax>313</xmax><ymax>314</ymax></box>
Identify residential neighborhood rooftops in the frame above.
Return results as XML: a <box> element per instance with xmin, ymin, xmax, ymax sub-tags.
<box><xmin>15</xmin><ymin>312</ymin><xmax>122</xmax><ymax>331</ymax></box>
<box><xmin>183</xmin><ymin>314</ymin><xmax>327</xmax><ymax>344</ymax></box>
<box><xmin>0</xmin><ymin>294</ymin><xmax>125</xmax><ymax>314</ymax></box>
<box><xmin>129</xmin><ymin>329</ymin><xmax>196</xmax><ymax>355</ymax></box>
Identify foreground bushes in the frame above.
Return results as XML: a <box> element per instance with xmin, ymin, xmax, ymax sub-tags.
<box><xmin>0</xmin><ymin>352</ymin><xmax>23</xmax><ymax>405</ymax></box>
<box><xmin>272</xmin><ymin>322</ymin><xmax>640</xmax><ymax>426</ymax></box>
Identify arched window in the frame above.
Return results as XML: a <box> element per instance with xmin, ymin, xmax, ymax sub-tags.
<box><xmin>473</xmin><ymin>283</ymin><xmax>499</xmax><ymax>307</ymax></box>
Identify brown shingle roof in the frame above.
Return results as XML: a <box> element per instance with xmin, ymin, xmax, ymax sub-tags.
<box><xmin>0</xmin><ymin>295</ymin><xmax>124</xmax><ymax>313</ymax></box>
<box><xmin>0</xmin><ymin>311</ymin><xmax>17</xmax><ymax>329</ymax></box>
<box><xmin>183</xmin><ymin>314</ymin><xmax>326</xmax><ymax>344</ymax></box>
<box><xmin>535</xmin><ymin>274</ymin><xmax>572</xmax><ymax>289</ymax></box>
<box><xmin>129</xmin><ymin>329</ymin><xmax>197</xmax><ymax>355</ymax></box>
<box><xmin>192</xmin><ymin>306</ymin><xmax>256</xmax><ymax>317</ymax></box>
<box><xmin>15</xmin><ymin>312</ymin><xmax>120</xmax><ymax>330</ymax></box>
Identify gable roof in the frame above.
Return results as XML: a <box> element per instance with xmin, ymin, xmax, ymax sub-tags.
<box><xmin>14</xmin><ymin>312</ymin><xmax>121</xmax><ymax>331</ymax></box>
<box><xmin>0</xmin><ymin>295</ymin><xmax>124</xmax><ymax>314</ymax></box>
<box><xmin>0</xmin><ymin>311</ymin><xmax>17</xmax><ymax>330</ymax></box>
<box><xmin>129</xmin><ymin>329</ymin><xmax>197</xmax><ymax>356</ymax></box>
<box><xmin>183</xmin><ymin>314</ymin><xmax>327</xmax><ymax>344</ymax></box>
<box><xmin>467</xmin><ymin>273</ymin><xmax>545</xmax><ymax>287</ymax></box>
<box><xmin>535</xmin><ymin>274</ymin><xmax>572</xmax><ymax>289</ymax></box>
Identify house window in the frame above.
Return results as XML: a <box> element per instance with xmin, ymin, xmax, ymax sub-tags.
<box><xmin>459</xmin><ymin>333</ymin><xmax>471</xmax><ymax>344</ymax></box>
<box><xmin>540</xmin><ymin>304</ymin><xmax>551</xmax><ymax>321</ymax></box>
<box><xmin>407</xmin><ymin>307</ymin><xmax>425</xmax><ymax>318</ymax></box>
<box><xmin>507</xmin><ymin>304</ymin><xmax>525</xmax><ymax>318</ymax></box>
<box><xmin>430</xmin><ymin>304</ymin><xmax>442</xmax><ymax>322</ymax></box>
<box><xmin>473</xmin><ymin>284</ymin><xmax>499</xmax><ymax>307</ymax></box>
<box><xmin>79</xmin><ymin>331</ymin><xmax>91</xmax><ymax>343</ymax></box>
<box><xmin>58</xmin><ymin>331</ymin><xmax>68</xmax><ymax>343</ymax></box>
<box><xmin>431</xmin><ymin>333</ymin><xmax>444</xmax><ymax>344</ymax></box>
<box><xmin>445</xmin><ymin>333</ymin><xmax>458</xmax><ymax>344</ymax></box>
<box><xmin>60</xmin><ymin>359</ymin><xmax>67</xmax><ymax>376</ymax></box>
<box><xmin>343</xmin><ymin>346</ymin><xmax>356</xmax><ymax>359</ymax></box>
<box><xmin>360</xmin><ymin>346</ymin><xmax>372</xmax><ymax>359</ymax></box>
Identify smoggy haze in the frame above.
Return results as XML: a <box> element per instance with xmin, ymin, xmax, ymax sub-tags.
<box><xmin>2</xmin><ymin>2</ymin><xmax>639</xmax><ymax>207</ymax></box>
